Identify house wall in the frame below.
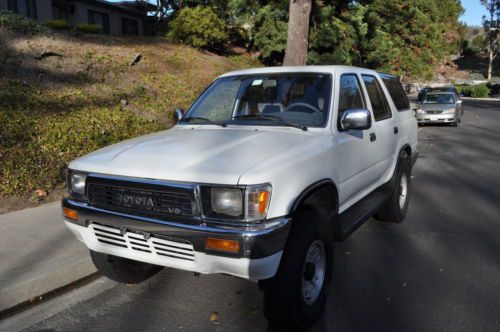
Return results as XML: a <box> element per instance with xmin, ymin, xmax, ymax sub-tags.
<box><xmin>0</xmin><ymin>0</ymin><xmax>144</xmax><ymax>36</ymax></box>
<box><xmin>71</xmin><ymin>2</ymin><xmax>143</xmax><ymax>35</ymax></box>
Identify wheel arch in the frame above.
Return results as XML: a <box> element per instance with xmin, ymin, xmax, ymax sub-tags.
<box><xmin>290</xmin><ymin>179</ymin><xmax>340</xmax><ymax>237</ymax></box>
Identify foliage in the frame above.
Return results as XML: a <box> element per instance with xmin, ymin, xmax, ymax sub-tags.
<box><xmin>254</xmin><ymin>5</ymin><xmax>288</xmax><ymax>64</ymax></box>
<box><xmin>45</xmin><ymin>19</ymin><xmax>71</xmax><ymax>30</ymax></box>
<box><xmin>75</xmin><ymin>23</ymin><xmax>102</xmax><ymax>34</ymax></box>
<box><xmin>0</xmin><ymin>10</ymin><xmax>48</xmax><ymax>34</ymax></box>
<box><xmin>455</xmin><ymin>84</ymin><xmax>491</xmax><ymax>97</ymax></box>
<box><xmin>167</xmin><ymin>6</ymin><xmax>227</xmax><ymax>50</ymax></box>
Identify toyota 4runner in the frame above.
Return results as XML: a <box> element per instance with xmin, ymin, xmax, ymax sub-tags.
<box><xmin>63</xmin><ymin>66</ymin><xmax>418</xmax><ymax>329</ymax></box>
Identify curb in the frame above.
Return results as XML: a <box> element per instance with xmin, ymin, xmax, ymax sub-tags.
<box><xmin>461</xmin><ymin>97</ymin><xmax>500</xmax><ymax>102</ymax></box>
<box><xmin>0</xmin><ymin>256</ymin><xmax>96</xmax><ymax>314</ymax></box>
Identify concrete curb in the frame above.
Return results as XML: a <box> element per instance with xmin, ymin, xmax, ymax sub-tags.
<box><xmin>461</xmin><ymin>97</ymin><xmax>500</xmax><ymax>102</ymax></box>
<box><xmin>0</xmin><ymin>202</ymin><xmax>96</xmax><ymax>313</ymax></box>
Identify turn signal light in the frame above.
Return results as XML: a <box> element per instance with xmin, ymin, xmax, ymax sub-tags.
<box><xmin>205</xmin><ymin>238</ymin><xmax>240</xmax><ymax>253</ymax></box>
<box><xmin>63</xmin><ymin>207</ymin><xmax>78</xmax><ymax>221</ymax></box>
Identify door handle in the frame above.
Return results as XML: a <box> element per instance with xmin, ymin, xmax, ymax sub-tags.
<box><xmin>370</xmin><ymin>133</ymin><xmax>376</xmax><ymax>142</ymax></box>
<box><xmin>394</xmin><ymin>126</ymin><xmax>399</xmax><ymax>134</ymax></box>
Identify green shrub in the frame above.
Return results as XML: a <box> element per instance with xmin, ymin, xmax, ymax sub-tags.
<box><xmin>75</xmin><ymin>23</ymin><xmax>101</xmax><ymax>34</ymax></box>
<box><xmin>0</xmin><ymin>10</ymin><xmax>48</xmax><ymax>34</ymax></box>
<box><xmin>46</xmin><ymin>19</ymin><xmax>71</xmax><ymax>30</ymax></box>
<box><xmin>470</xmin><ymin>84</ymin><xmax>490</xmax><ymax>98</ymax></box>
<box><xmin>456</xmin><ymin>84</ymin><xmax>491</xmax><ymax>98</ymax></box>
<box><xmin>167</xmin><ymin>6</ymin><xmax>227</xmax><ymax>50</ymax></box>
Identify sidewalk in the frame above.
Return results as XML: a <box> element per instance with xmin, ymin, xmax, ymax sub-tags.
<box><xmin>0</xmin><ymin>202</ymin><xmax>96</xmax><ymax>313</ymax></box>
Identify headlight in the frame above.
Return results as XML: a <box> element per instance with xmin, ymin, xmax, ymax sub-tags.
<box><xmin>201</xmin><ymin>184</ymin><xmax>272</xmax><ymax>222</ymax></box>
<box><xmin>211</xmin><ymin>188</ymin><xmax>242</xmax><ymax>217</ymax></box>
<box><xmin>416</xmin><ymin>109</ymin><xmax>425</xmax><ymax>114</ymax></box>
<box><xmin>443</xmin><ymin>108</ymin><xmax>456</xmax><ymax>114</ymax></box>
<box><xmin>69</xmin><ymin>172</ymin><xmax>87</xmax><ymax>197</ymax></box>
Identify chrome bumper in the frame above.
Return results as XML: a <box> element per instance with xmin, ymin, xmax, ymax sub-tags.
<box><xmin>62</xmin><ymin>198</ymin><xmax>291</xmax><ymax>261</ymax></box>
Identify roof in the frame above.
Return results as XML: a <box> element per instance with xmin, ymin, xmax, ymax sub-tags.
<box><xmin>219</xmin><ymin>65</ymin><xmax>380</xmax><ymax>78</ymax></box>
<box><xmin>75</xmin><ymin>0</ymin><xmax>152</xmax><ymax>17</ymax></box>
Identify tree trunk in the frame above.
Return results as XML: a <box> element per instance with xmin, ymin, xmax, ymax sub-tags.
<box><xmin>487</xmin><ymin>45</ymin><xmax>493</xmax><ymax>81</ymax></box>
<box><xmin>283</xmin><ymin>0</ymin><xmax>313</xmax><ymax>66</ymax></box>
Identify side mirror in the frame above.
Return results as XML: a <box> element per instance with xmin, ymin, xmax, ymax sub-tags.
<box><xmin>456</xmin><ymin>100</ymin><xmax>463</xmax><ymax>104</ymax></box>
<box><xmin>340</xmin><ymin>109</ymin><xmax>372</xmax><ymax>131</ymax></box>
<box><xmin>174</xmin><ymin>109</ymin><xmax>184</xmax><ymax>123</ymax></box>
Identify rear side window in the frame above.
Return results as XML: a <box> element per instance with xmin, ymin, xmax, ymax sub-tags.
<box><xmin>362</xmin><ymin>75</ymin><xmax>392</xmax><ymax>121</ymax></box>
<box><xmin>380</xmin><ymin>74</ymin><xmax>410</xmax><ymax>111</ymax></box>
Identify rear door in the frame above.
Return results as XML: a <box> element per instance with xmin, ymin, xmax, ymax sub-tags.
<box><xmin>361</xmin><ymin>74</ymin><xmax>398</xmax><ymax>178</ymax></box>
<box><xmin>335</xmin><ymin>73</ymin><xmax>379</xmax><ymax>205</ymax></box>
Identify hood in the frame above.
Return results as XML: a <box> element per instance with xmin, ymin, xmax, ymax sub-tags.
<box><xmin>420</xmin><ymin>103</ymin><xmax>456</xmax><ymax>111</ymax></box>
<box><xmin>69</xmin><ymin>126</ymin><xmax>313</xmax><ymax>185</ymax></box>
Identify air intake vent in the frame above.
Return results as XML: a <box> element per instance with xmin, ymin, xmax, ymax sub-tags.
<box><xmin>91</xmin><ymin>223</ymin><xmax>195</xmax><ymax>261</ymax></box>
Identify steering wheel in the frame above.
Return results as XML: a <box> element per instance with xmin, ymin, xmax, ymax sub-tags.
<box><xmin>285</xmin><ymin>102</ymin><xmax>322</xmax><ymax>114</ymax></box>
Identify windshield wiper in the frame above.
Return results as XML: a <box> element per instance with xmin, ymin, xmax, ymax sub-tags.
<box><xmin>232</xmin><ymin>114</ymin><xmax>307</xmax><ymax>131</ymax></box>
<box><xmin>181</xmin><ymin>116</ymin><xmax>227</xmax><ymax>127</ymax></box>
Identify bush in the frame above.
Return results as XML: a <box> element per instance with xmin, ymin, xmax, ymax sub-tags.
<box><xmin>0</xmin><ymin>10</ymin><xmax>48</xmax><ymax>34</ymax></box>
<box><xmin>456</xmin><ymin>84</ymin><xmax>491</xmax><ymax>98</ymax></box>
<box><xmin>167</xmin><ymin>6</ymin><xmax>227</xmax><ymax>50</ymax></box>
<box><xmin>75</xmin><ymin>23</ymin><xmax>101</xmax><ymax>34</ymax></box>
<box><xmin>46</xmin><ymin>19</ymin><xmax>71</xmax><ymax>30</ymax></box>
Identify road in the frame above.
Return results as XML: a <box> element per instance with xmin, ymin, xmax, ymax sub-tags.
<box><xmin>3</xmin><ymin>99</ymin><xmax>500</xmax><ymax>332</ymax></box>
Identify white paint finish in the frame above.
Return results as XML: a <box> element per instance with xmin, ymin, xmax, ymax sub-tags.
<box><xmin>70</xmin><ymin>126</ymin><xmax>314</xmax><ymax>186</ymax></box>
<box><xmin>67</xmin><ymin>66</ymin><xmax>418</xmax><ymax>274</ymax></box>
<box><xmin>65</xmin><ymin>221</ymin><xmax>282</xmax><ymax>280</ymax></box>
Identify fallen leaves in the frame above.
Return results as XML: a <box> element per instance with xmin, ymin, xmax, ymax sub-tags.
<box><xmin>209</xmin><ymin>311</ymin><xmax>219</xmax><ymax>324</ymax></box>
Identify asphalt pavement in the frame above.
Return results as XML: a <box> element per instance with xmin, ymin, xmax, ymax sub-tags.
<box><xmin>1</xmin><ymin>99</ymin><xmax>500</xmax><ymax>332</ymax></box>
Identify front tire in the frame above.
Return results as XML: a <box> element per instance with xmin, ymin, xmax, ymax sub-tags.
<box><xmin>376</xmin><ymin>158</ymin><xmax>411</xmax><ymax>223</ymax></box>
<box><xmin>90</xmin><ymin>251</ymin><xmax>163</xmax><ymax>284</ymax></box>
<box><xmin>259</xmin><ymin>211</ymin><xmax>334</xmax><ymax>329</ymax></box>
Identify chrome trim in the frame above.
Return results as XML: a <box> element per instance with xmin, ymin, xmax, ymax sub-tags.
<box><xmin>66</xmin><ymin>199</ymin><xmax>290</xmax><ymax>235</ymax></box>
<box><xmin>85</xmin><ymin>172</ymin><xmax>198</xmax><ymax>191</ymax></box>
<box><xmin>74</xmin><ymin>172</ymin><xmax>274</xmax><ymax>226</ymax></box>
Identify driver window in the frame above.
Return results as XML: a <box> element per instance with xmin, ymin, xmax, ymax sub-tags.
<box><xmin>338</xmin><ymin>74</ymin><xmax>365</xmax><ymax>117</ymax></box>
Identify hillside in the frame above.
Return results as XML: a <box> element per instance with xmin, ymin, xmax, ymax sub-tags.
<box><xmin>0</xmin><ymin>30</ymin><xmax>259</xmax><ymax>211</ymax></box>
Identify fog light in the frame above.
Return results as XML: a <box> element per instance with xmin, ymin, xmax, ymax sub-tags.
<box><xmin>205</xmin><ymin>238</ymin><xmax>240</xmax><ymax>253</ymax></box>
<box><xmin>63</xmin><ymin>207</ymin><xmax>78</xmax><ymax>221</ymax></box>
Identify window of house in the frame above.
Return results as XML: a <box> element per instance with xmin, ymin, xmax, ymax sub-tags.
<box><xmin>362</xmin><ymin>75</ymin><xmax>392</xmax><ymax>121</ymax></box>
<box><xmin>88</xmin><ymin>10</ymin><xmax>110</xmax><ymax>34</ymax></box>
<box><xmin>26</xmin><ymin>0</ymin><xmax>37</xmax><ymax>19</ymax></box>
<box><xmin>122</xmin><ymin>17</ymin><xmax>139</xmax><ymax>35</ymax></box>
<box><xmin>52</xmin><ymin>3</ymin><xmax>69</xmax><ymax>20</ymax></box>
<box><xmin>7</xmin><ymin>0</ymin><xmax>18</xmax><ymax>12</ymax></box>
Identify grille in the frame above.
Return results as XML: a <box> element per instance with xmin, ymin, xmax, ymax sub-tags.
<box><xmin>88</xmin><ymin>181</ymin><xmax>194</xmax><ymax>221</ymax></box>
<box><xmin>91</xmin><ymin>223</ymin><xmax>195</xmax><ymax>261</ymax></box>
<box><xmin>426</xmin><ymin>110</ymin><xmax>442</xmax><ymax>114</ymax></box>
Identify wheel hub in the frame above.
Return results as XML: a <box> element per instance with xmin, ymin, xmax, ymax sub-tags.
<box><xmin>301</xmin><ymin>240</ymin><xmax>326</xmax><ymax>305</ymax></box>
<box><xmin>399</xmin><ymin>173</ymin><xmax>408</xmax><ymax>210</ymax></box>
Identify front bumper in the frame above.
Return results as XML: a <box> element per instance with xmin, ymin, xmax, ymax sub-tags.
<box><xmin>62</xmin><ymin>198</ymin><xmax>291</xmax><ymax>280</ymax></box>
<box><xmin>416</xmin><ymin>113</ymin><xmax>456</xmax><ymax>123</ymax></box>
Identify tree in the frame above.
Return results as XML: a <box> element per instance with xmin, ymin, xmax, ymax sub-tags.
<box><xmin>283</xmin><ymin>0</ymin><xmax>313</xmax><ymax>66</ymax></box>
<box><xmin>481</xmin><ymin>0</ymin><xmax>500</xmax><ymax>80</ymax></box>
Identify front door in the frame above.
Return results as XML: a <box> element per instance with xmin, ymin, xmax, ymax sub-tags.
<box><xmin>335</xmin><ymin>73</ymin><xmax>379</xmax><ymax>206</ymax></box>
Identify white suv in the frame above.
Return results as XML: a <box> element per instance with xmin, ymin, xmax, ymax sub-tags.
<box><xmin>63</xmin><ymin>66</ymin><xmax>418</xmax><ymax>329</ymax></box>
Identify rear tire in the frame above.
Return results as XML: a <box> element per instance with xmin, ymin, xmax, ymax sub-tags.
<box><xmin>90</xmin><ymin>251</ymin><xmax>163</xmax><ymax>284</ymax></box>
<box><xmin>259</xmin><ymin>210</ymin><xmax>334</xmax><ymax>329</ymax></box>
<box><xmin>376</xmin><ymin>158</ymin><xmax>411</xmax><ymax>223</ymax></box>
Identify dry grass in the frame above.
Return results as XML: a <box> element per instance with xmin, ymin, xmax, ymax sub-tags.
<box><xmin>0</xmin><ymin>30</ymin><xmax>260</xmax><ymax>205</ymax></box>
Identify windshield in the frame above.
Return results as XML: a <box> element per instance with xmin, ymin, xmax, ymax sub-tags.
<box><xmin>181</xmin><ymin>73</ymin><xmax>332</xmax><ymax>128</ymax></box>
<box><xmin>423</xmin><ymin>94</ymin><xmax>455</xmax><ymax>104</ymax></box>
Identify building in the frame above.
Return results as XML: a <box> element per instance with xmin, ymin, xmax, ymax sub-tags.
<box><xmin>0</xmin><ymin>0</ymin><xmax>154</xmax><ymax>35</ymax></box>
